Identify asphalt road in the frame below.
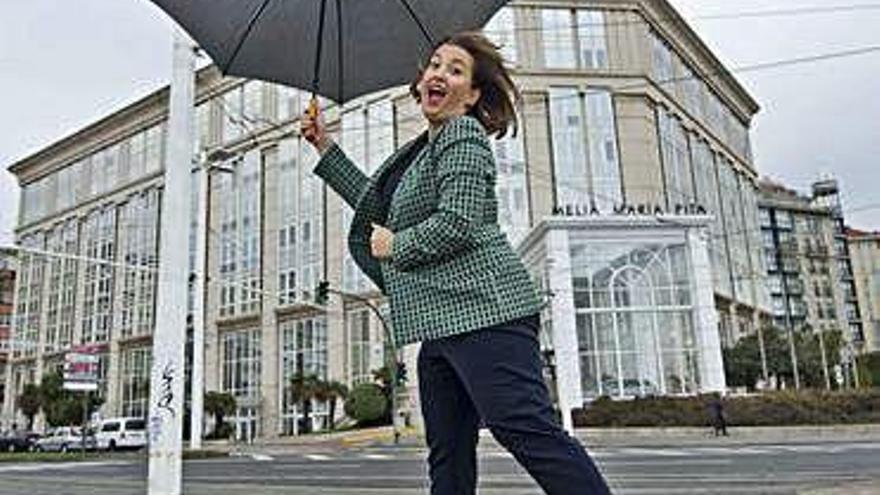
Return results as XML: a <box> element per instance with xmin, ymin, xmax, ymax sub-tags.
<box><xmin>0</xmin><ymin>439</ymin><xmax>878</xmax><ymax>494</ymax></box>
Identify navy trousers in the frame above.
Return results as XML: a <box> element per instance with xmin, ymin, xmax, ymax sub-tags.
<box><xmin>418</xmin><ymin>315</ymin><xmax>612</xmax><ymax>494</ymax></box>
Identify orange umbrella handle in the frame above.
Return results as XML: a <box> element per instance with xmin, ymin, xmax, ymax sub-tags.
<box><xmin>308</xmin><ymin>96</ymin><xmax>319</xmax><ymax>119</ymax></box>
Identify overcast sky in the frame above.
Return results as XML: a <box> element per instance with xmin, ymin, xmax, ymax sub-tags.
<box><xmin>2</xmin><ymin>0</ymin><xmax>879</xmax><ymax>245</ymax></box>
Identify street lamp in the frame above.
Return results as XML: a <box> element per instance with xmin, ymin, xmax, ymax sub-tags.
<box><xmin>313</xmin><ymin>281</ymin><xmax>402</xmax><ymax>444</ymax></box>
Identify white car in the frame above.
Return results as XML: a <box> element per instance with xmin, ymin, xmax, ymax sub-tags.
<box><xmin>34</xmin><ymin>427</ymin><xmax>94</xmax><ymax>453</ymax></box>
<box><xmin>95</xmin><ymin>417</ymin><xmax>147</xmax><ymax>451</ymax></box>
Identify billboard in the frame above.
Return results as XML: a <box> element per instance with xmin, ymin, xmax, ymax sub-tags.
<box><xmin>63</xmin><ymin>346</ymin><xmax>100</xmax><ymax>392</ymax></box>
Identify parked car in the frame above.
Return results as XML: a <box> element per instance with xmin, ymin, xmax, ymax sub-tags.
<box><xmin>0</xmin><ymin>431</ymin><xmax>40</xmax><ymax>452</ymax></box>
<box><xmin>95</xmin><ymin>417</ymin><xmax>147</xmax><ymax>451</ymax></box>
<box><xmin>34</xmin><ymin>427</ymin><xmax>95</xmax><ymax>453</ymax></box>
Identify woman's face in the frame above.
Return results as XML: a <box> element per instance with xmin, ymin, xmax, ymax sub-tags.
<box><xmin>417</xmin><ymin>43</ymin><xmax>481</xmax><ymax>126</ymax></box>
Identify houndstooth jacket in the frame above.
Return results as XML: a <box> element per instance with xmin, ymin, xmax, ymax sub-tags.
<box><xmin>313</xmin><ymin>115</ymin><xmax>543</xmax><ymax>346</ymax></box>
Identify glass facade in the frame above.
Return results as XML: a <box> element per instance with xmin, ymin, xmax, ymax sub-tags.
<box><xmin>120</xmin><ymin>347</ymin><xmax>151</xmax><ymax>418</ymax></box>
<box><xmin>542</xmin><ymin>9</ymin><xmax>608</xmax><ymax>70</ymax></box>
<box><xmin>570</xmin><ymin>237</ymin><xmax>700</xmax><ymax>399</ymax></box>
<box><xmin>218</xmin><ymin>150</ymin><xmax>262</xmax><ymax>317</ymax></box>
<box><xmin>277</xmin><ymin>131</ymin><xmax>325</xmax><ymax>305</ymax></box>
<box><xmin>279</xmin><ymin>316</ymin><xmax>328</xmax><ymax>435</ymax></box>
<box><xmin>549</xmin><ymin>87</ymin><xmax>622</xmax><ymax>211</ymax></box>
<box><xmin>221</xmin><ymin>328</ymin><xmax>261</xmax><ymax>441</ymax></box>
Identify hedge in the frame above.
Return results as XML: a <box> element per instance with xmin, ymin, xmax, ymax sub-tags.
<box><xmin>344</xmin><ymin>383</ymin><xmax>388</xmax><ymax>426</ymax></box>
<box><xmin>573</xmin><ymin>389</ymin><xmax>880</xmax><ymax>428</ymax></box>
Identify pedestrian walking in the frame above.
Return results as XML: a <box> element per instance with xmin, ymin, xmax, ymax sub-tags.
<box><xmin>708</xmin><ymin>394</ymin><xmax>729</xmax><ymax>437</ymax></box>
<box><xmin>303</xmin><ymin>32</ymin><xmax>612</xmax><ymax>495</ymax></box>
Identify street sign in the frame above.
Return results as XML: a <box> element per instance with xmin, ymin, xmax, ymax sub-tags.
<box><xmin>63</xmin><ymin>349</ymin><xmax>99</xmax><ymax>392</ymax></box>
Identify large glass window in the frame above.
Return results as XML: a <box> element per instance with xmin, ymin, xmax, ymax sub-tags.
<box><xmin>218</xmin><ymin>150</ymin><xmax>262</xmax><ymax>317</ymax></box>
<box><xmin>117</xmin><ymin>189</ymin><xmax>160</xmax><ymax>338</ymax></box>
<box><xmin>542</xmin><ymin>9</ymin><xmax>608</xmax><ymax>70</ymax></box>
<box><xmin>121</xmin><ymin>347</ymin><xmax>151</xmax><ymax>418</ymax></box>
<box><xmin>492</xmin><ymin>131</ymin><xmax>531</xmax><ymax>246</ymax></box>
<box><xmin>81</xmin><ymin>208</ymin><xmax>116</xmax><ymax>343</ymax></box>
<box><xmin>690</xmin><ymin>137</ymin><xmax>730</xmax><ymax>296</ymax></box>
<box><xmin>279</xmin><ymin>317</ymin><xmax>328</xmax><ymax>435</ymax></box>
<box><xmin>658</xmin><ymin>109</ymin><xmax>695</xmax><ymax>207</ymax></box>
<box><xmin>347</xmin><ymin>309</ymin><xmax>372</xmax><ymax>386</ymax></box>
<box><xmin>571</xmin><ymin>239</ymin><xmax>699</xmax><ymax>399</ymax></box>
<box><xmin>14</xmin><ymin>234</ymin><xmax>46</xmax><ymax>358</ymax></box>
<box><xmin>548</xmin><ymin>87</ymin><xmax>622</xmax><ymax>211</ymax></box>
<box><xmin>484</xmin><ymin>7</ymin><xmax>517</xmax><ymax>65</ymax></box>
<box><xmin>222</xmin><ymin>327</ymin><xmax>261</xmax><ymax>442</ymax></box>
<box><xmin>277</xmin><ymin>127</ymin><xmax>325</xmax><ymax>305</ymax></box>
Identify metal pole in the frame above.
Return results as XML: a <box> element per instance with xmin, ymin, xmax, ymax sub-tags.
<box><xmin>190</xmin><ymin>160</ymin><xmax>209</xmax><ymax>450</ymax></box>
<box><xmin>148</xmin><ymin>27</ymin><xmax>195</xmax><ymax>495</ymax></box>
<box><xmin>788</xmin><ymin>327</ymin><xmax>801</xmax><ymax>389</ymax></box>
<box><xmin>756</xmin><ymin>325</ymin><xmax>769</xmax><ymax>386</ymax></box>
<box><xmin>81</xmin><ymin>391</ymin><xmax>88</xmax><ymax>456</ymax></box>
<box><xmin>817</xmin><ymin>329</ymin><xmax>831</xmax><ymax>390</ymax></box>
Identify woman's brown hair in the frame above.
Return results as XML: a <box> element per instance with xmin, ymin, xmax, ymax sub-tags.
<box><xmin>410</xmin><ymin>32</ymin><xmax>521</xmax><ymax>139</ymax></box>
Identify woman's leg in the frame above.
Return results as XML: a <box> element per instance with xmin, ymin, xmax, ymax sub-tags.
<box><xmin>418</xmin><ymin>340</ymin><xmax>480</xmax><ymax>495</ymax></box>
<box><xmin>440</xmin><ymin>322</ymin><xmax>612</xmax><ymax>495</ymax></box>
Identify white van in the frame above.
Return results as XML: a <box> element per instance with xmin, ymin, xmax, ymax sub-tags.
<box><xmin>95</xmin><ymin>417</ymin><xmax>147</xmax><ymax>451</ymax></box>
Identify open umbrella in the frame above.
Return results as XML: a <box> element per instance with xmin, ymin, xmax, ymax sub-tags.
<box><xmin>148</xmin><ymin>0</ymin><xmax>509</xmax><ymax>107</ymax></box>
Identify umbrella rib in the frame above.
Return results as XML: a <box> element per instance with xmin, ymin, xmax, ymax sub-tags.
<box><xmin>395</xmin><ymin>0</ymin><xmax>435</xmax><ymax>47</ymax></box>
<box><xmin>312</xmin><ymin>0</ymin><xmax>329</xmax><ymax>92</ymax></box>
<box><xmin>222</xmin><ymin>0</ymin><xmax>275</xmax><ymax>74</ymax></box>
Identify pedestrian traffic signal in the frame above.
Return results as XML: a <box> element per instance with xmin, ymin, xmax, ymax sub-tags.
<box><xmin>315</xmin><ymin>281</ymin><xmax>330</xmax><ymax>305</ymax></box>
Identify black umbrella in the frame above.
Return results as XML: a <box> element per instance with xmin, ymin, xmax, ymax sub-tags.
<box><xmin>149</xmin><ymin>0</ymin><xmax>509</xmax><ymax>107</ymax></box>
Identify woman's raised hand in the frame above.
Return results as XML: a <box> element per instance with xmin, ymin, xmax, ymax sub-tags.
<box><xmin>301</xmin><ymin>97</ymin><xmax>333</xmax><ymax>154</ymax></box>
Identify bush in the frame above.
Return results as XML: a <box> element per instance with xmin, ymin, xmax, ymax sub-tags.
<box><xmin>573</xmin><ymin>389</ymin><xmax>880</xmax><ymax>428</ymax></box>
<box><xmin>344</xmin><ymin>384</ymin><xmax>388</xmax><ymax>426</ymax></box>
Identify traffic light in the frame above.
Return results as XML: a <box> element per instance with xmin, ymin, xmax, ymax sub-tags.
<box><xmin>395</xmin><ymin>361</ymin><xmax>407</xmax><ymax>387</ymax></box>
<box><xmin>314</xmin><ymin>280</ymin><xmax>330</xmax><ymax>305</ymax></box>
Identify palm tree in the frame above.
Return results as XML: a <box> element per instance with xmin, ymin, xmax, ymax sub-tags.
<box><xmin>289</xmin><ymin>373</ymin><xmax>321</xmax><ymax>434</ymax></box>
<box><xmin>16</xmin><ymin>383</ymin><xmax>42</xmax><ymax>431</ymax></box>
<box><xmin>314</xmin><ymin>380</ymin><xmax>349</xmax><ymax>431</ymax></box>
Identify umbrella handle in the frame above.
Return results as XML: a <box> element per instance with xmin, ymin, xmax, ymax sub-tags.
<box><xmin>308</xmin><ymin>96</ymin><xmax>320</xmax><ymax>119</ymax></box>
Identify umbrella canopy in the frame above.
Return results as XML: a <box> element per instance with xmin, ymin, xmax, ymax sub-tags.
<box><xmin>149</xmin><ymin>0</ymin><xmax>509</xmax><ymax>104</ymax></box>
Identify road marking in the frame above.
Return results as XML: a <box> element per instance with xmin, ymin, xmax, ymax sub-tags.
<box><xmin>0</xmin><ymin>461</ymin><xmax>129</xmax><ymax>473</ymax></box>
<box><xmin>362</xmin><ymin>453</ymin><xmax>392</xmax><ymax>460</ymax></box>
<box><xmin>305</xmin><ymin>454</ymin><xmax>332</xmax><ymax>461</ymax></box>
<box><xmin>251</xmin><ymin>453</ymin><xmax>274</xmax><ymax>461</ymax></box>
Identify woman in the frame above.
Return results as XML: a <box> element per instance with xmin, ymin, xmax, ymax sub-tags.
<box><xmin>303</xmin><ymin>32</ymin><xmax>611</xmax><ymax>495</ymax></box>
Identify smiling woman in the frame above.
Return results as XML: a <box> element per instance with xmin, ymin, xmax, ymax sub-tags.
<box><xmin>301</xmin><ymin>31</ymin><xmax>612</xmax><ymax>495</ymax></box>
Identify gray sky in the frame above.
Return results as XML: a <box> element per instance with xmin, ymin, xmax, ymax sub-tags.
<box><xmin>2</xmin><ymin>0</ymin><xmax>879</xmax><ymax>246</ymax></box>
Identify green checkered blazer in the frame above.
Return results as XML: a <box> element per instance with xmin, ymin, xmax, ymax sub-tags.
<box><xmin>313</xmin><ymin>115</ymin><xmax>543</xmax><ymax>346</ymax></box>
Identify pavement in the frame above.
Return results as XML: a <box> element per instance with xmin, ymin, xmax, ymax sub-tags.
<box><xmin>201</xmin><ymin>424</ymin><xmax>880</xmax><ymax>494</ymax></box>
<box><xmin>1</xmin><ymin>425</ymin><xmax>878</xmax><ymax>494</ymax></box>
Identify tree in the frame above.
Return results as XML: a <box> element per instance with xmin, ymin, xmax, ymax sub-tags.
<box><xmin>16</xmin><ymin>383</ymin><xmax>42</xmax><ymax>431</ymax></box>
<box><xmin>344</xmin><ymin>383</ymin><xmax>388</xmax><ymax>426</ymax></box>
<box><xmin>724</xmin><ymin>326</ymin><xmax>847</xmax><ymax>391</ymax></box>
<box><xmin>204</xmin><ymin>391</ymin><xmax>236</xmax><ymax>439</ymax></box>
<box><xmin>289</xmin><ymin>373</ymin><xmax>322</xmax><ymax>434</ymax></box>
<box><xmin>39</xmin><ymin>372</ymin><xmax>103</xmax><ymax>427</ymax></box>
<box><xmin>314</xmin><ymin>380</ymin><xmax>348</xmax><ymax>431</ymax></box>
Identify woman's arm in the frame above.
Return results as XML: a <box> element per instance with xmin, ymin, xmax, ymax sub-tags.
<box><xmin>390</xmin><ymin>117</ymin><xmax>492</xmax><ymax>272</ymax></box>
<box><xmin>312</xmin><ymin>144</ymin><xmax>370</xmax><ymax>209</ymax></box>
<box><xmin>302</xmin><ymin>107</ymin><xmax>370</xmax><ymax>209</ymax></box>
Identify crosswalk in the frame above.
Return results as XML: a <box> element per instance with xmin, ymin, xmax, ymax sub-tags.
<box><xmin>251</xmin><ymin>441</ymin><xmax>880</xmax><ymax>463</ymax></box>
